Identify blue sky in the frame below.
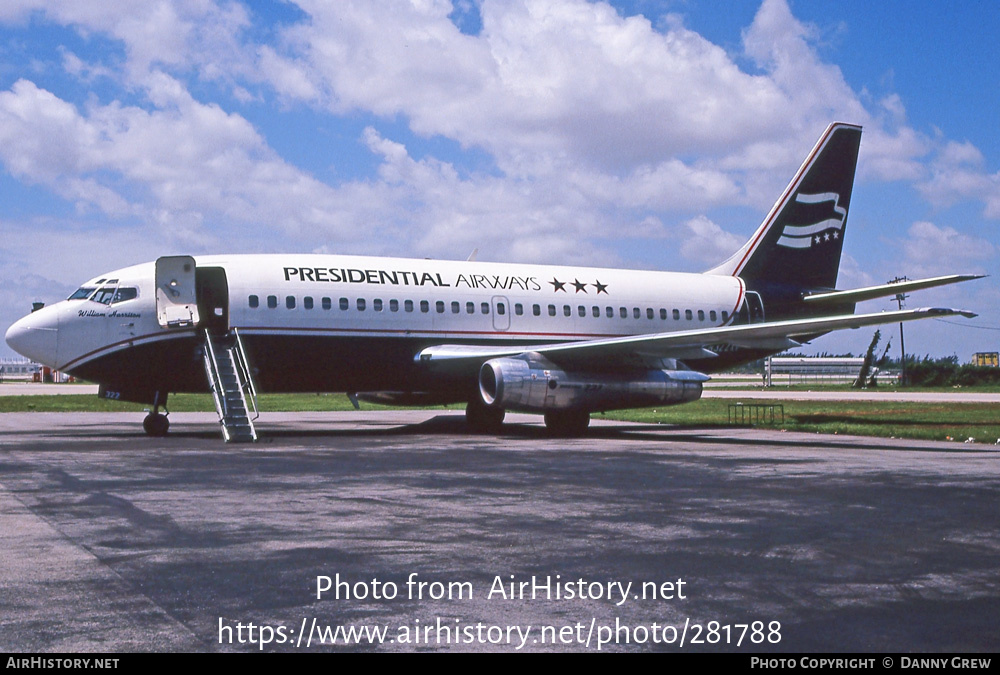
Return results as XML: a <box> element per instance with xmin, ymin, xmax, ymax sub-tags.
<box><xmin>1</xmin><ymin>0</ymin><xmax>997</xmax><ymax>360</ymax></box>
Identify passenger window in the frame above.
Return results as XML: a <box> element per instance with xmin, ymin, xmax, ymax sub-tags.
<box><xmin>390</xmin><ymin>299</ymin><xmax>399</xmax><ymax>312</ymax></box>
<box><xmin>685</xmin><ymin>309</ymin><xmax>693</xmax><ymax>320</ymax></box>
<box><xmin>619</xmin><ymin>307</ymin><xmax>627</xmax><ymax>319</ymax></box>
<box><xmin>405</xmin><ymin>300</ymin><xmax>414</xmax><ymax>312</ymax></box>
<box><xmin>373</xmin><ymin>299</ymin><xmax>383</xmax><ymax>312</ymax></box>
<box><xmin>592</xmin><ymin>306</ymin><xmax>599</xmax><ymax>318</ymax></box>
<box><xmin>467</xmin><ymin>302</ymin><xmax>475</xmax><ymax>314</ymax></box>
<box><xmin>698</xmin><ymin>310</ymin><xmax>705</xmax><ymax>321</ymax></box>
<box><xmin>497</xmin><ymin>303</ymin><xmax>506</xmax><ymax>315</ymax></box>
<box><xmin>578</xmin><ymin>306</ymin><xmax>586</xmax><ymax>318</ymax></box>
<box><xmin>322</xmin><ymin>297</ymin><xmax>332</xmax><ymax>310</ymax></box>
<box><xmin>633</xmin><ymin>308</ymin><xmax>640</xmax><ymax>319</ymax></box>
<box><xmin>722</xmin><ymin>311</ymin><xmax>729</xmax><ymax>322</ymax></box>
<box><xmin>420</xmin><ymin>300</ymin><xmax>429</xmax><ymax>313</ymax></box>
<box><xmin>286</xmin><ymin>296</ymin><xmax>295</xmax><ymax>309</ymax></box>
<box><xmin>357</xmin><ymin>299</ymin><xmax>366</xmax><ymax>311</ymax></box>
<box><xmin>710</xmin><ymin>310</ymin><xmax>717</xmax><ymax>321</ymax></box>
<box><xmin>304</xmin><ymin>296</ymin><xmax>314</xmax><ymax>310</ymax></box>
<box><xmin>481</xmin><ymin>302</ymin><xmax>489</xmax><ymax>314</ymax></box>
<box><xmin>533</xmin><ymin>304</ymin><xmax>541</xmax><ymax>316</ymax></box>
<box><xmin>606</xmin><ymin>307</ymin><xmax>613</xmax><ymax>318</ymax></box>
<box><xmin>646</xmin><ymin>308</ymin><xmax>654</xmax><ymax>320</ymax></box>
<box><xmin>660</xmin><ymin>309</ymin><xmax>667</xmax><ymax>320</ymax></box>
<box><xmin>452</xmin><ymin>301</ymin><xmax>460</xmax><ymax>314</ymax></box>
<box><xmin>249</xmin><ymin>295</ymin><xmax>259</xmax><ymax>309</ymax></box>
<box><xmin>515</xmin><ymin>303</ymin><xmax>523</xmax><ymax>316</ymax></box>
<box><xmin>673</xmin><ymin>309</ymin><xmax>680</xmax><ymax>320</ymax></box>
<box><xmin>563</xmin><ymin>305</ymin><xmax>571</xmax><ymax>317</ymax></box>
<box><xmin>267</xmin><ymin>295</ymin><xmax>277</xmax><ymax>309</ymax></box>
<box><xmin>548</xmin><ymin>305</ymin><xmax>556</xmax><ymax>317</ymax></box>
<box><xmin>339</xmin><ymin>298</ymin><xmax>349</xmax><ymax>310</ymax></box>
<box><xmin>436</xmin><ymin>301</ymin><xmax>445</xmax><ymax>313</ymax></box>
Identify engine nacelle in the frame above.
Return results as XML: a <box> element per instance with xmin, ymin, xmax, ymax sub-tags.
<box><xmin>479</xmin><ymin>354</ymin><xmax>706</xmax><ymax>413</ymax></box>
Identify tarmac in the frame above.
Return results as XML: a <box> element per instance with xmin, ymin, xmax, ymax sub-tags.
<box><xmin>1</xmin><ymin>411</ymin><xmax>998</xmax><ymax>653</ymax></box>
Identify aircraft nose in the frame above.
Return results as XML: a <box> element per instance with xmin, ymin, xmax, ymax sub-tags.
<box><xmin>5</xmin><ymin>308</ymin><xmax>59</xmax><ymax>366</ymax></box>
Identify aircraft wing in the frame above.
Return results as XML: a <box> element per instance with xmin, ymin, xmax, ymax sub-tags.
<box><xmin>415</xmin><ymin>306</ymin><xmax>976</xmax><ymax>371</ymax></box>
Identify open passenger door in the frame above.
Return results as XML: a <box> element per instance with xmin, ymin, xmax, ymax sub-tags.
<box><xmin>155</xmin><ymin>256</ymin><xmax>201</xmax><ymax>328</ymax></box>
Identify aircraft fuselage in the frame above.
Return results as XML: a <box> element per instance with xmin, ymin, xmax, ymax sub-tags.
<box><xmin>9</xmin><ymin>253</ymin><xmax>749</xmax><ymax>402</ymax></box>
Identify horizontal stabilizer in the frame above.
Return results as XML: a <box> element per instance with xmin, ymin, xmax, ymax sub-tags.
<box><xmin>803</xmin><ymin>274</ymin><xmax>985</xmax><ymax>305</ymax></box>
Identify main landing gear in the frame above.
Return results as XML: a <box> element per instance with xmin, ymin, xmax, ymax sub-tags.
<box><xmin>465</xmin><ymin>398</ymin><xmax>592</xmax><ymax>436</ymax></box>
<box><xmin>143</xmin><ymin>406</ymin><xmax>170</xmax><ymax>437</ymax></box>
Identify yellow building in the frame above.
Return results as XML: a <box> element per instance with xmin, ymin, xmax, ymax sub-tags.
<box><xmin>972</xmin><ymin>352</ymin><xmax>999</xmax><ymax>367</ymax></box>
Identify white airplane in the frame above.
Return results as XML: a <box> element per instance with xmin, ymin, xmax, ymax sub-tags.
<box><xmin>5</xmin><ymin>123</ymin><xmax>982</xmax><ymax>441</ymax></box>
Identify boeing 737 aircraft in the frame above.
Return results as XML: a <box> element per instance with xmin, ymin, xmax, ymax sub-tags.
<box><xmin>5</xmin><ymin>123</ymin><xmax>982</xmax><ymax>441</ymax></box>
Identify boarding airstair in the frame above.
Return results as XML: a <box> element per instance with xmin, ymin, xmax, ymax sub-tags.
<box><xmin>202</xmin><ymin>328</ymin><xmax>259</xmax><ymax>442</ymax></box>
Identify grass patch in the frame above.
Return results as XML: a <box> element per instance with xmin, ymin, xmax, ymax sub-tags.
<box><xmin>707</xmin><ymin>382</ymin><xmax>1000</xmax><ymax>393</ymax></box>
<box><xmin>0</xmin><ymin>393</ymin><xmax>387</xmax><ymax>413</ymax></box>
<box><xmin>604</xmin><ymin>399</ymin><xmax>1000</xmax><ymax>444</ymax></box>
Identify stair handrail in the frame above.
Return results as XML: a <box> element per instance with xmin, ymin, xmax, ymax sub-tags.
<box><xmin>203</xmin><ymin>329</ymin><xmax>230</xmax><ymax>419</ymax></box>
<box><xmin>231</xmin><ymin>327</ymin><xmax>259</xmax><ymax>421</ymax></box>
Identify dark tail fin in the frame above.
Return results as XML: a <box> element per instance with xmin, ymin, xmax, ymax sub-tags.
<box><xmin>709</xmin><ymin>123</ymin><xmax>862</xmax><ymax>294</ymax></box>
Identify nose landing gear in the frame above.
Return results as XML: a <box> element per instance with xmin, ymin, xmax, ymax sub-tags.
<box><xmin>143</xmin><ymin>406</ymin><xmax>170</xmax><ymax>437</ymax></box>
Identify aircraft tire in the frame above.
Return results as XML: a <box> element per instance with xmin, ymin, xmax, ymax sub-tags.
<box><xmin>143</xmin><ymin>413</ymin><xmax>169</xmax><ymax>437</ymax></box>
<box><xmin>543</xmin><ymin>409</ymin><xmax>590</xmax><ymax>437</ymax></box>
<box><xmin>465</xmin><ymin>398</ymin><xmax>505</xmax><ymax>434</ymax></box>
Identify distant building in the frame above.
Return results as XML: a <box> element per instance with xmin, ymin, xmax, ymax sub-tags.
<box><xmin>763</xmin><ymin>356</ymin><xmax>890</xmax><ymax>386</ymax></box>
<box><xmin>0</xmin><ymin>358</ymin><xmax>42</xmax><ymax>381</ymax></box>
<box><xmin>972</xmin><ymin>352</ymin><xmax>999</xmax><ymax>367</ymax></box>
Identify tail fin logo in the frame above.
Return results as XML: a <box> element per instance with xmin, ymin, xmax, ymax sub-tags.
<box><xmin>776</xmin><ymin>192</ymin><xmax>846</xmax><ymax>249</ymax></box>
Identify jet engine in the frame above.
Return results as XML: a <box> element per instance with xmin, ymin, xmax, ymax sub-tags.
<box><xmin>478</xmin><ymin>353</ymin><xmax>706</xmax><ymax>413</ymax></box>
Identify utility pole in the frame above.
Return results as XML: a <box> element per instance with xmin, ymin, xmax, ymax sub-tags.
<box><xmin>888</xmin><ymin>276</ymin><xmax>909</xmax><ymax>385</ymax></box>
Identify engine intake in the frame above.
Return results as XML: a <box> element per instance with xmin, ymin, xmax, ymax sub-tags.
<box><xmin>479</xmin><ymin>354</ymin><xmax>706</xmax><ymax>413</ymax></box>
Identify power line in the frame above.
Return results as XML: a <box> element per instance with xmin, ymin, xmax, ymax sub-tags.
<box><xmin>933</xmin><ymin>318</ymin><xmax>1000</xmax><ymax>331</ymax></box>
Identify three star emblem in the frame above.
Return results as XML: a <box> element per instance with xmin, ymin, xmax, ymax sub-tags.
<box><xmin>549</xmin><ymin>278</ymin><xmax>608</xmax><ymax>294</ymax></box>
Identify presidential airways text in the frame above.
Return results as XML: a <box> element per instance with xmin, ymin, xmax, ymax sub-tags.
<box><xmin>283</xmin><ymin>266</ymin><xmax>542</xmax><ymax>291</ymax></box>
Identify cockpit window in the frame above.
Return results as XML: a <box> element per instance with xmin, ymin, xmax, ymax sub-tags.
<box><xmin>92</xmin><ymin>287</ymin><xmax>117</xmax><ymax>305</ymax></box>
<box><xmin>111</xmin><ymin>287</ymin><xmax>138</xmax><ymax>304</ymax></box>
<box><xmin>68</xmin><ymin>287</ymin><xmax>97</xmax><ymax>300</ymax></box>
<box><xmin>84</xmin><ymin>278</ymin><xmax>124</xmax><ymax>305</ymax></box>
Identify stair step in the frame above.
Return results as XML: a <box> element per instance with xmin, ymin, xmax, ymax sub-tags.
<box><xmin>204</xmin><ymin>331</ymin><xmax>258</xmax><ymax>443</ymax></box>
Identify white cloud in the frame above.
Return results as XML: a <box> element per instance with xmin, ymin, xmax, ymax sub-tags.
<box><xmin>260</xmin><ymin>0</ymin><xmax>861</xmax><ymax>181</ymax></box>
<box><xmin>5</xmin><ymin>0</ymin><xmax>990</xmax><ymax>225</ymax></box>
<box><xmin>916</xmin><ymin>140</ymin><xmax>1000</xmax><ymax>218</ymax></box>
<box><xmin>678</xmin><ymin>215</ymin><xmax>744</xmax><ymax>266</ymax></box>
<box><xmin>901</xmin><ymin>221</ymin><xmax>995</xmax><ymax>277</ymax></box>
<box><xmin>0</xmin><ymin>76</ymin><xmax>369</xmax><ymax>243</ymax></box>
